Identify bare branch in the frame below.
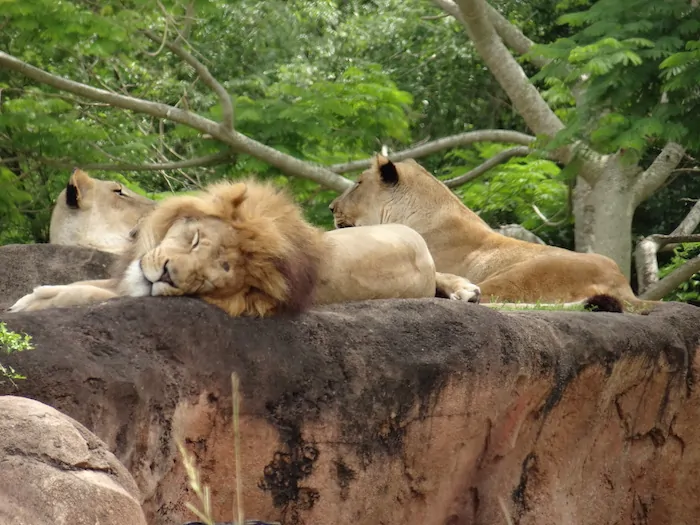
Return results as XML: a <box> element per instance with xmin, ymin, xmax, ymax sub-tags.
<box><xmin>639</xmin><ymin>256</ymin><xmax>700</xmax><ymax>300</ymax></box>
<box><xmin>444</xmin><ymin>145</ymin><xmax>532</xmax><ymax>188</ymax></box>
<box><xmin>177</xmin><ymin>1</ymin><xmax>196</xmax><ymax>43</ymax></box>
<box><xmin>422</xmin><ymin>13</ymin><xmax>450</xmax><ymax>20</ymax></box>
<box><xmin>142</xmin><ymin>29</ymin><xmax>234</xmax><ymax>130</ymax></box>
<box><xmin>635</xmin><ymin>202</ymin><xmax>700</xmax><ymax>294</ymax></box>
<box><xmin>0</xmin><ymin>51</ymin><xmax>352</xmax><ymax>191</ymax></box>
<box><xmin>632</xmin><ymin>141</ymin><xmax>686</xmax><ymax>207</ymax></box>
<box><xmin>329</xmin><ymin>130</ymin><xmax>535</xmax><ymax>174</ymax></box>
<box><xmin>645</xmin><ymin>234</ymin><xmax>700</xmax><ymax>246</ymax></box>
<box><xmin>671</xmin><ymin>198</ymin><xmax>700</xmax><ymax>236</ymax></box>
<box><xmin>39</xmin><ymin>150</ymin><xmax>235</xmax><ymax>172</ymax></box>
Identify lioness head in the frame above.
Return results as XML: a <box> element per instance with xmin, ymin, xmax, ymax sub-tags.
<box><xmin>329</xmin><ymin>155</ymin><xmax>464</xmax><ymax>230</ymax></box>
<box><xmin>49</xmin><ymin>168</ymin><xmax>156</xmax><ymax>254</ymax></box>
<box><xmin>117</xmin><ymin>179</ymin><xmax>323</xmax><ymax>317</ymax></box>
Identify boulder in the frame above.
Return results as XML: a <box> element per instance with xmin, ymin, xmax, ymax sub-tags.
<box><xmin>2</xmin><ymin>243</ymin><xmax>700</xmax><ymax>525</ymax></box>
<box><xmin>0</xmin><ymin>395</ymin><xmax>146</xmax><ymax>525</ymax></box>
<box><xmin>0</xmin><ymin>244</ymin><xmax>115</xmax><ymax>310</ymax></box>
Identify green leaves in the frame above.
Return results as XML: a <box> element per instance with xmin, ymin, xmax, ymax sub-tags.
<box><xmin>438</xmin><ymin>144</ymin><xmax>570</xmax><ymax>245</ymax></box>
<box><xmin>532</xmin><ymin>0</ymin><xmax>700</xmax><ymax>155</ymax></box>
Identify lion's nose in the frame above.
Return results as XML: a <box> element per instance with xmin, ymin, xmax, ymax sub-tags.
<box><xmin>159</xmin><ymin>260</ymin><xmax>175</xmax><ymax>287</ymax></box>
<box><xmin>469</xmin><ymin>289</ymin><xmax>482</xmax><ymax>304</ymax></box>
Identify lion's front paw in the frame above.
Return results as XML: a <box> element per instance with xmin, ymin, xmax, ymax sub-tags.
<box><xmin>449</xmin><ymin>282</ymin><xmax>482</xmax><ymax>304</ymax></box>
<box><xmin>8</xmin><ymin>286</ymin><xmax>65</xmax><ymax>313</ymax></box>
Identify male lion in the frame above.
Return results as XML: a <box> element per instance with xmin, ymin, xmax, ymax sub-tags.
<box><xmin>9</xmin><ymin>179</ymin><xmax>481</xmax><ymax>317</ymax></box>
<box><xmin>50</xmin><ymin>168</ymin><xmax>156</xmax><ymax>254</ymax></box>
<box><xmin>329</xmin><ymin>155</ymin><xmax>655</xmax><ymax>313</ymax></box>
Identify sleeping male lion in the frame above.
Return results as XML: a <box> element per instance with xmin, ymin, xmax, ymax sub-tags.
<box><xmin>330</xmin><ymin>155</ymin><xmax>657</xmax><ymax>313</ymax></box>
<box><xmin>9</xmin><ymin>178</ymin><xmax>481</xmax><ymax>317</ymax></box>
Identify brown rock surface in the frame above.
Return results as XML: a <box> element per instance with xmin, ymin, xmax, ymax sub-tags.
<box><xmin>0</xmin><ymin>395</ymin><xmax>147</xmax><ymax>525</ymax></box>
<box><xmin>1</xmin><ymin>244</ymin><xmax>700</xmax><ymax>525</ymax></box>
<box><xmin>0</xmin><ymin>243</ymin><xmax>115</xmax><ymax>310</ymax></box>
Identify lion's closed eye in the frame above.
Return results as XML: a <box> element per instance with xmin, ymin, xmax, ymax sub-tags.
<box><xmin>191</xmin><ymin>230</ymin><xmax>200</xmax><ymax>250</ymax></box>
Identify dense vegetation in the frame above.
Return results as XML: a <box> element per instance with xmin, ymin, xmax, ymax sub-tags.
<box><xmin>1</xmin><ymin>0</ymin><xmax>699</xmax><ymax>300</ymax></box>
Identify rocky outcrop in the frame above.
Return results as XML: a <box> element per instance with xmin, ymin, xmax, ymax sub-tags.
<box><xmin>0</xmin><ymin>244</ymin><xmax>115</xmax><ymax>310</ymax></box>
<box><xmin>0</xmin><ymin>395</ymin><xmax>147</xmax><ymax>525</ymax></box>
<box><xmin>2</xmin><ymin>244</ymin><xmax>700</xmax><ymax>525</ymax></box>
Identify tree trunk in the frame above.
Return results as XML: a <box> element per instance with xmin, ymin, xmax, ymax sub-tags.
<box><xmin>573</xmin><ymin>157</ymin><xmax>637</xmax><ymax>278</ymax></box>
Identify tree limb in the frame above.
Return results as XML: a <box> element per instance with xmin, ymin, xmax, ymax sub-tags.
<box><xmin>635</xmin><ymin>199</ymin><xmax>700</xmax><ymax>294</ymax></box>
<box><xmin>639</xmin><ymin>256</ymin><xmax>700</xmax><ymax>300</ymax></box>
<box><xmin>670</xmin><ymin>197</ymin><xmax>700</xmax><ymax>236</ymax></box>
<box><xmin>431</xmin><ymin>0</ymin><xmax>549</xmax><ymax>68</ymax></box>
<box><xmin>40</xmin><ymin>149</ymin><xmax>235</xmax><ymax>172</ymax></box>
<box><xmin>0</xmin><ymin>51</ymin><xmax>353</xmax><ymax>192</ymax></box>
<box><xmin>632</xmin><ymin>141</ymin><xmax>686</xmax><ymax>207</ymax></box>
<box><xmin>142</xmin><ymin>29</ymin><xmax>234</xmax><ymax>131</ymax></box>
<box><xmin>643</xmin><ymin>234</ymin><xmax>700</xmax><ymax>246</ymax></box>
<box><xmin>443</xmin><ymin>145</ymin><xmax>532</xmax><ymax>188</ymax></box>
<box><xmin>329</xmin><ymin>130</ymin><xmax>535</xmax><ymax>173</ymax></box>
<box><xmin>453</xmin><ymin>0</ymin><xmax>568</xmax><ymax>161</ymax></box>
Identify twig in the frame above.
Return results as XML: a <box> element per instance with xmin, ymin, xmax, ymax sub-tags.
<box><xmin>145</xmin><ymin>16</ymin><xmax>170</xmax><ymax>56</ymax></box>
<box><xmin>443</xmin><ymin>146</ymin><xmax>532</xmax><ymax>188</ymax></box>
<box><xmin>39</xmin><ymin>149</ymin><xmax>235</xmax><ymax>172</ymax></box>
<box><xmin>329</xmin><ymin>131</ymin><xmax>536</xmax><ymax>174</ymax></box>
<box><xmin>531</xmin><ymin>203</ymin><xmax>567</xmax><ymax>227</ymax></box>
<box><xmin>421</xmin><ymin>13</ymin><xmax>450</xmax><ymax>20</ymax></box>
<box><xmin>142</xmin><ymin>29</ymin><xmax>234</xmax><ymax>130</ymax></box>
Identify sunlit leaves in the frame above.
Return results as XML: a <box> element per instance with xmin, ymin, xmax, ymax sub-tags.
<box><xmin>532</xmin><ymin>0</ymin><xmax>700</xmax><ymax>155</ymax></box>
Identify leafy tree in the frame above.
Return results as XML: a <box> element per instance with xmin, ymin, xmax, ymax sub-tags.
<box><xmin>1</xmin><ymin>0</ymin><xmax>699</xmax><ymax>301</ymax></box>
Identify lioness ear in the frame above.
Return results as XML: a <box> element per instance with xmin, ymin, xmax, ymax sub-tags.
<box><xmin>66</xmin><ymin>168</ymin><xmax>94</xmax><ymax>209</ymax></box>
<box><xmin>376</xmin><ymin>155</ymin><xmax>399</xmax><ymax>186</ymax></box>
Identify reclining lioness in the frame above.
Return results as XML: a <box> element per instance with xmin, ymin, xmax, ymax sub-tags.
<box><xmin>9</xmin><ymin>178</ymin><xmax>481</xmax><ymax>316</ymax></box>
<box><xmin>50</xmin><ymin>168</ymin><xmax>156</xmax><ymax>254</ymax></box>
<box><xmin>330</xmin><ymin>155</ymin><xmax>656</xmax><ymax>313</ymax></box>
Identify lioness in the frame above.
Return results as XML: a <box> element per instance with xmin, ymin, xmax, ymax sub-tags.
<box><xmin>330</xmin><ymin>155</ymin><xmax>654</xmax><ymax>312</ymax></box>
<box><xmin>50</xmin><ymin>168</ymin><xmax>156</xmax><ymax>254</ymax></box>
<box><xmin>9</xmin><ymin>179</ymin><xmax>481</xmax><ymax>317</ymax></box>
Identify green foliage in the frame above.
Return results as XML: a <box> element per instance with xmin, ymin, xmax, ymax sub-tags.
<box><xmin>531</xmin><ymin>0</ymin><xmax>700</xmax><ymax>157</ymax></box>
<box><xmin>435</xmin><ymin>143</ymin><xmax>572</xmax><ymax>246</ymax></box>
<box><xmin>658</xmin><ymin>243</ymin><xmax>700</xmax><ymax>302</ymax></box>
<box><xmin>0</xmin><ymin>322</ymin><xmax>34</xmax><ymax>383</ymax></box>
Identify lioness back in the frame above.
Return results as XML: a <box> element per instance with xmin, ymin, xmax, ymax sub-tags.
<box><xmin>329</xmin><ymin>155</ymin><xmax>650</xmax><ymax>310</ymax></box>
<box><xmin>314</xmin><ymin>224</ymin><xmax>436</xmax><ymax>304</ymax></box>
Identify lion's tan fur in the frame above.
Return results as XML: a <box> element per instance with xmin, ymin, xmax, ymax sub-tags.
<box><xmin>330</xmin><ymin>155</ymin><xmax>655</xmax><ymax>311</ymax></box>
<box><xmin>50</xmin><ymin>169</ymin><xmax>155</xmax><ymax>254</ymax></box>
<box><xmin>11</xmin><ymin>177</ymin><xmax>481</xmax><ymax>316</ymax></box>
<box><xmin>16</xmin><ymin>179</ymin><xmax>324</xmax><ymax>317</ymax></box>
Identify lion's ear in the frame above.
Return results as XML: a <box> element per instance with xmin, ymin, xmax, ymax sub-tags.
<box><xmin>206</xmin><ymin>181</ymin><xmax>249</xmax><ymax>220</ymax></box>
<box><xmin>66</xmin><ymin>168</ymin><xmax>94</xmax><ymax>209</ymax></box>
<box><xmin>376</xmin><ymin>155</ymin><xmax>399</xmax><ymax>185</ymax></box>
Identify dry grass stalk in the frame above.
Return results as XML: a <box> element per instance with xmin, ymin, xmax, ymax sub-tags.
<box><xmin>232</xmin><ymin>371</ymin><xmax>245</xmax><ymax>525</ymax></box>
<box><xmin>176</xmin><ymin>438</ymin><xmax>215</xmax><ymax>525</ymax></box>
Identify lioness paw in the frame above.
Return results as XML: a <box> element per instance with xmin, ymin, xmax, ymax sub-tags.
<box><xmin>8</xmin><ymin>285</ymin><xmax>64</xmax><ymax>313</ymax></box>
<box><xmin>450</xmin><ymin>283</ymin><xmax>482</xmax><ymax>304</ymax></box>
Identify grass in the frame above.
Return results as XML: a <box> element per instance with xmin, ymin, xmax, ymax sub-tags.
<box><xmin>177</xmin><ymin>371</ymin><xmax>281</xmax><ymax>525</ymax></box>
<box><xmin>483</xmin><ymin>301</ymin><xmax>588</xmax><ymax>312</ymax></box>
